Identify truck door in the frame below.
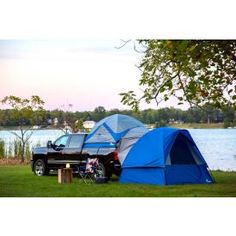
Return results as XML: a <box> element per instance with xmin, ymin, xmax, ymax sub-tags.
<box><xmin>47</xmin><ymin>135</ymin><xmax>70</xmax><ymax>167</ymax></box>
<box><xmin>62</xmin><ymin>134</ymin><xmax>87</xmax><ymax>166</ymax></box>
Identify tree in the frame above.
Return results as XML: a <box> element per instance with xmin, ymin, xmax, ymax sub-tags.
<box><xmin>74</xmin><ymin>118</ymin><xmax>85</xmax><ymax>132</ymax></box>
<box><xmin>120</xmin><ymin>40</ymin><xmax>236</xmax><ymax>111</ymax></box>
<box><xmin>94</xmin><ymin>106</ymin><xmax>106</xmax><ymax>113</ymax></box>
<box><xmin>93</xmin><ymin>106</ymin><xmax>106</xmax><ymax>121</ymax></box>
<box><xmin>1</xmin><ymin>95</ymin><xmax>45</xmax><ymax>162</ymax></box>
<box><xmin>64</xmin><ymin>115</ymin><xmax>85</xmax><ymax>133</ymax></box>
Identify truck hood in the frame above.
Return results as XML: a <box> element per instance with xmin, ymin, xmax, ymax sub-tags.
<box><xmin>32</xmin><ymin>146</ymin><xmax>48</xmax><ymax>155</ymax></box>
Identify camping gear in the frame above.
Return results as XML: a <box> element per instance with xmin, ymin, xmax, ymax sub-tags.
<box><xmin>78</xmin><ymin>158</ymin><xmax>109</xmax><ymax>184</ymax></box>
<box><xmin>78</xmin><ymin>158</ymin><xmax>100</xmax><ymax>184</ymax></box>
<box><xmin>83</xmin><ymin>114</ymin><xmax>146</xmax><ymax>155</ymax></box>
<box><xmin>119</xmin><ymin>127</ymin><xmax>213</xmax><ymax>185</ymax></box>
<box><xmin>95</xmin><ymin>177</ymin><xmax>108</xmax><ymax>184</ymax></box>
<box><xmin>117</xmin><ymin>126</ymin><xmax>148</xmax><ymax>165</ymax></box>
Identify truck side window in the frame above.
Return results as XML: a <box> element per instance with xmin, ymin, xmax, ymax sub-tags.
<box><xmin>69</xmin><ymin>135</ymin><xmax>85</xmax><ymax>149</ymax></box>
<box><xmin>54</xmin><ymin>135</ymin><xmax>69</xmax><ymax>147</ymax></box>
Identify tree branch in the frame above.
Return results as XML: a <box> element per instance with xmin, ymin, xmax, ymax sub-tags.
<box><xmin>133</xmin><ymin>41</ymin><xmax>146</xmax><ymax>53</ymax></box>
<box><xmin>153</xmin><ymin>70</ymin><xmax>180</xmax><ymax>100</ymax></box>
<box><xmin>10</xmin><ymin>131</ymin><xmax>21</xmax><ymax>140</ymax></box>
<box><xmin>177</xmin><ymin>74</ymin><xmax>206</xmax><ymax>111</ymax></box>
<box><xmin>115</xmin><ymin>39</ymin><xmax>131</xmax><ymax>49</ymax></box>
<box><xmin>25</xmin><ymin>131</ymin><xmax>33</xmax><ymax>143</ymax></box>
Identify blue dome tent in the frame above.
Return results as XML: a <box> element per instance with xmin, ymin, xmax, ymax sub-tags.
<box><xmin>120</xmin><ymin>127</ymin><xmax>213</xmax><ymax>185</ymax></box>
<box><xmin>83</xmin><ymin>114</ymin><xmax>146</xmax><ymax>155</ymax></box>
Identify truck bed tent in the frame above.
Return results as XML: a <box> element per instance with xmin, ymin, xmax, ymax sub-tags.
<box><xmin>83</xmin><ymin>114</ymin><xmax>146</xmax><ymax>155</ymax></box>
<box><xmin>119</xmin><ymin>127</ymin><xmax>213</xmax><ymax>185</ymax></box>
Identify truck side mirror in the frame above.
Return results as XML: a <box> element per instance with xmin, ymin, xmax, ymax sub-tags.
<box><xmin>47</xmin><ymin>140</ymin><xmax>52</xmax><ymax>148</ymax></box>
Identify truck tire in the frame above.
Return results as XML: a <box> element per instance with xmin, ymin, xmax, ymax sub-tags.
<box><xmin>98</xmin><ymin>162</ymin><xmax>112</xmax><ymax>179</ymax></box>
<box><xmin>34</xmin><ymin>159</ymin><xmax>47</xmax><ymax>176</ymax></box>
<box><xmin>95</xmin><ymin>162</ymin><xmax>106</xmax><ymax>178</ymax></box>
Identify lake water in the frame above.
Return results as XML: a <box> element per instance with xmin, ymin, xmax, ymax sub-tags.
<box><xmin>0</xmin><ymin>128</ymin><xmax>236</xmax><ymax>171</ymax></box>
<box><xmin>189</xmin><ymin>129</ymin><xmax>236</xmax><ymax>171</ymax></box>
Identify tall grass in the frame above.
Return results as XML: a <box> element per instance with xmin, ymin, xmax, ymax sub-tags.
<box><xmin>0</xmin><ymin>139</ymin><xmax>5</xmax><ymax>158</ymax></box>
<box><xmin>0</xmin><ymin>139</ymin><xmax>41</xmax><ymax>160</ymax></box>
<box><xmin>25</xmin><ymin>142</ymin><xmax>31</xmax><ymax>161</ymax></box>
<box><xmin>13</xmin><ymin>139</ymin><xmax>22</xmax><ymax>157</ymax></box>
<box><xmin>7</xmin><ymin>143</ymin><xmax>13</xmax><ymax>157</ymax></box>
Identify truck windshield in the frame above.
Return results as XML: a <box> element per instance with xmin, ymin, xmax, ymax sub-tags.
<box><xmin>54</xmin><ymin>135</ymin><xmax>69</xmax><ymax>147</ymax></box>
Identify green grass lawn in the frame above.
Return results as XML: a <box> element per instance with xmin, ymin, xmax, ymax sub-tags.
<box><xmin>0</xmin><ymin>165</ymin><xmax>236</xmax><ymax>197</ymax></box>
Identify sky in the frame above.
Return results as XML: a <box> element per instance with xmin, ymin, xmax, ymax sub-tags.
<box><xmin>0</xmin><ymin>40</ymin><xmax>186</xmax><ymax>111</ymax></box>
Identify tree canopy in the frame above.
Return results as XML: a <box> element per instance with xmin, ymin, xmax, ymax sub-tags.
<box><xmin>1</xmin><ymin>105</ymin><xmax>235</xmax><ymax>128</ymax></box>
<box><xmin>1</xmin><ymin>95</ymin><xmax>45</xmax><ymax>126</ymax></box>
<box><xmin>120</xmin><ymin>40</ymin><xmax>236</xmax><ymax>110</ymax></box>
<box><xmin>1</xmin><ymin>95</ymin><xmax>45</xmax><ymax>162</ymax></box>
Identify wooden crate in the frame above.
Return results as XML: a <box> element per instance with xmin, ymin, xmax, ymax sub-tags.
<box><xmin>58</xmin><ymin>168</ymin><xmax>73</xmax><ymax>184</ymax></box>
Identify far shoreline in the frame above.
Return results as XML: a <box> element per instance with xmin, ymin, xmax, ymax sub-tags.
<box><xmin>1</xmin><ymin>123</ymin><xmax>236</xmax><ymax>131</ymax></box>
<box><xmin>169</xmin><ymin>123</ymin><xmax>227</xmax><ymax>129</ymax></box>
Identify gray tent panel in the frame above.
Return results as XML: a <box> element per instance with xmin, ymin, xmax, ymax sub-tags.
<box><xmin>86</xmin><ymin>126</ymin><xmax>116</xmax><ymax>143</ymax></box>
<box><xmin>117</xmin><ymin>127</ymin><xmax>148</xmax><ymax>165</ymax></box>
<box><xmin>105</xmin><ymin>115</ymin><xmax>144</xmax><ymax>133</ymax></box>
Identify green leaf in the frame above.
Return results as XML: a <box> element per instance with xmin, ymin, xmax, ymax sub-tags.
<box><xmin>121</xmin><ymin>40</ymin><xmax>236</xmax><ymax>110</ymax></box>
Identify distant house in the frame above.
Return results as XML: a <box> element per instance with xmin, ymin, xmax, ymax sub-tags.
<box><xmin>144</xmin><ymin>124</ymin><xmax>155</xmax><ymax>130</ymax></box>
<box><xmin>53</xmin><ymin>117</ymin><xmax>58</xmax><ymax>126</ymax></box>
<box><xmin>83</xmin><ymin>120</ymin><xmax>96</xmax><ymax>130</ymax></box>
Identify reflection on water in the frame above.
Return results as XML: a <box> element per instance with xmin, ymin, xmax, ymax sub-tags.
<box><xmin>0</xmin><ymin>128</ymin><xmax>236</xmax><ymax>171</ymax></box>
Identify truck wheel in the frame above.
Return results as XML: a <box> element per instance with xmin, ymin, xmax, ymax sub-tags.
<box><xmin>34</xmin><ymin>159</ymin><xmax>47</xmax><ymax>176</ymax></box>
<box><xmin>95</xmin><ymin>162</ymin><xmax>106</xmax><ymax>178</ymax></box>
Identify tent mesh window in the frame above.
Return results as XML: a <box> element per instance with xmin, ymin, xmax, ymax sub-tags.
<box><xmin>170</xmin><ymin>134</ymin><xmax>197</xmax><ymax>165</ymax></box>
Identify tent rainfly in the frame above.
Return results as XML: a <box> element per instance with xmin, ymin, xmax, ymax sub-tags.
<box><xmin>119</xmin><ymin>127</ymin><xmax>213</xmax><ymax>185</ymax></box>
<box><xmin>83</xmin><ymin>114</ymin><xmax>146</xmax><ymax>155</ymax></box>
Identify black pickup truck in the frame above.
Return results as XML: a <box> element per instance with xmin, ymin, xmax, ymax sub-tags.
<box><xmin>31</xmin><ymin>133</ymin><xmax>121</xmax><ymax>178</ymax></box>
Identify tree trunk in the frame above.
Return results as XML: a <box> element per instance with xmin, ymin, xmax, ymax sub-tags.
<box><xmin>21</xmin><ymin>142</ymin><xmax>25</xmax><ymax>163</ymax></box>
<box><xmin>207</xmin><ymin>114</ymin><xmax>210</xmax><ymax>124</ymax></box>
